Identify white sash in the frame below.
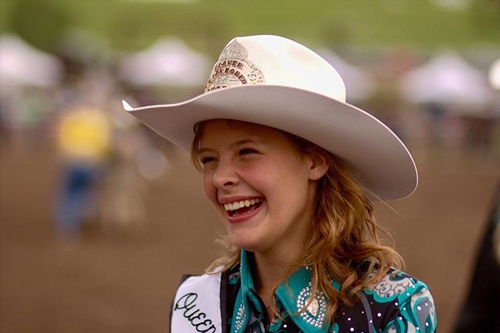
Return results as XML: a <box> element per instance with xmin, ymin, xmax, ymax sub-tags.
<box><xmin>171</xmin><ymin>272</ymin><xmax>223</xmax><ymax>333</ymax></box>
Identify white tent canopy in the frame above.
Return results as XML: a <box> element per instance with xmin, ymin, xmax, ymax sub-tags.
<box><xmin>0</xmin><ymin>34</ymin><xmax>64</xmax><ymax>88</ymax></box>
<box><xmin>399</xmin><ymin>51</ymin><xmax>494</xmax><ymax>108</ymax></box>
<box><xmin>119</xmin><ymin>37</ymin><xmax>210</xmax><ymax>87</ymax></box>
<box><xmin>488</xmin><ymin>57</ymin><xmax>500</xmax><ymax>91</ymax></box>
<box><xmin>318</xmin><ymin>49</ymin><xmax>375</xmax><ymax>102</ymax></box>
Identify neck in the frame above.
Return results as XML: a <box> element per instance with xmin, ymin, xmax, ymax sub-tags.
<box><xmin>250</xmin><ymin>246</ymin><xmax>304</xmax><ymax>304</ymax></box>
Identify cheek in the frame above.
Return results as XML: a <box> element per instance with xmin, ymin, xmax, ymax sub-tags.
<box><xmin>202</xmin><ymin>172</ymin><xmax>217</xmax><ymax>203</ymax></box>
<box><xmin>271</xmin><ymin>164</ymin><xmax>311</xmax><ymax>201</ymax></box>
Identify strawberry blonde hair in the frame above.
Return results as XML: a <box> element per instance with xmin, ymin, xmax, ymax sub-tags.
<box><xmin>191</xmin><ymin>120</ymin><xmax>404</xmax><ymax>325</ymax></box>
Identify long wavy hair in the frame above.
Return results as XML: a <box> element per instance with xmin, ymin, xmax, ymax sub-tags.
<box><xmin>191</xmin><ymin>120</ymin><xmax>404</xmax><ymax>325</ymax></box>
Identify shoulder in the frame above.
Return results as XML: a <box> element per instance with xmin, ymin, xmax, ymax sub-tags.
<box><xmin>177</xmin><ymin>271</ymin><xmax>224</xmax><ymax>289</ymax></box>
<box><xmin>170</xmin><ymin>271</ymin><xmax>225</xmax><ymax>333</ymax></box>
<box><xmin>335</xmin><ymin>268</ymin><xmax>436</xmax><ymax>332</ymax></box>
<box><xmin>361</xmin><ymin>270</ymin><xmax>437</xmax><ymax>332</ymax></box>
<box><xmin>173</xmin><ymin>269</ymin><xmax>227</xmax><ymax>308</ymax></box>
<box><xmin>365</xmin><ymin>270</ymin><xmax>431</xmax><ymax>300</ymax></box>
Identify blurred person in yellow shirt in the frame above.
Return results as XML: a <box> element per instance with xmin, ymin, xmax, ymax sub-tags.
<box><xmin>54</xmin><ymin>105</ymin><xmax>111</xmax><ymax>239</ymax></box>
<box><xmin>58</xmin><ymin>106</ymin><xmax>111</xmax><ymax>163</ymax></box>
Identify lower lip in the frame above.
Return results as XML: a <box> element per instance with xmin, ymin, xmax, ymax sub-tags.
<box><xmin>225</xmin><ymin>202</ymin><xmax>264</xmax><ymax>224</ymax></box>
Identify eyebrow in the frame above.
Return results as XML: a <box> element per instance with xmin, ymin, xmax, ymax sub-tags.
<box><xmin>230</xmin><ymin>139</ymin><xmax>260</xmax><ymax>148</ymax></box>
<box><xmin>198</xmin><ymin>139</ymin><xmax>261</xmax><ymax>155</ymax></box>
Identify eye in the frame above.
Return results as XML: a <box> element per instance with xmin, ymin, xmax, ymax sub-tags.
<box><xmin>200</xmin><ymin>156</ymin><xmax>217</xmax><ymax>165</ymax></box>
<box><xmin>238</xmin><ymin>148</ymin><xmax>258</xmax><ymax>156</ymax></box>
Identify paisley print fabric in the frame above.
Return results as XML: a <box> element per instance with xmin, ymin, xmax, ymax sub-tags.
<box><xmin>226</xmin><ymin>250</ymin><xmax>437</xmax><ymax>333</ymax></box>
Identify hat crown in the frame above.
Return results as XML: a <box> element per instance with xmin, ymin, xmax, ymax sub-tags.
<box><xmin>205</xmin><ymin>35</ymin><xmax>346</xmax><ymax>103</ymax></box>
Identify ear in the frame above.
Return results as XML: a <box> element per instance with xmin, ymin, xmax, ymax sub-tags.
<box><xmin>308</xmin><ymin>152</ymin><xmax>328</xmax><ymax>181</ymax></box>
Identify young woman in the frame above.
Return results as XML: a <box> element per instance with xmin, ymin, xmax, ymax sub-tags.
<box><xmin>124</xmin><ymin>35</ymin><xmax>437</xmax><ymax>333</ymax></box>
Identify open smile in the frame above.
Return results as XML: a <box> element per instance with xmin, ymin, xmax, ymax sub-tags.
<box><xmin>221</xmin><ymin>197</ymin><xmax>265</xmax><ymax>222</ymax></box>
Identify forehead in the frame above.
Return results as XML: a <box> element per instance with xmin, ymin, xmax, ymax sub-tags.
<box><xmin>199</xmin><ymin>120</ymin><xmax>287</xmax><ymax>145</ymax></box>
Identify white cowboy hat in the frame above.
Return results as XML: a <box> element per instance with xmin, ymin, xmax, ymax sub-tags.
<box><xmin>123</xmin><ymin>35</ymin><xmax>417</xmax><ymax>201</ymax></box>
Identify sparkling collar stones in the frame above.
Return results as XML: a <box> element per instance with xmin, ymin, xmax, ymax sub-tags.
<box><xmin>231</xmin><ymin>250</ymin><xmax>332</xmax><ymax>333</ymax></box>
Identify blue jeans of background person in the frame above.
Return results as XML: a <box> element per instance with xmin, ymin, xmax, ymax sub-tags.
<box><xmin>55</xmin><ymin>163</ymin><xmax>101</xmax><ymax>237</ymax></box>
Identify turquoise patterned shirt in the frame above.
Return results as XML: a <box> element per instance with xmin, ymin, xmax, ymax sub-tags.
<box><xmin>226</xmin><ymin>250</ymin><xmax>437</xmax><ymax>333</ymax></box>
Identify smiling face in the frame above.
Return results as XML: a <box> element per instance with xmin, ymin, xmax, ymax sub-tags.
<box><xmin>197</xmin><ymin>120</ymin><xmax>327</xmax><ymax>257</ymax></box>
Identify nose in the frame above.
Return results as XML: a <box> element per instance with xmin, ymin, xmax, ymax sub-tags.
<box><xmin>212</xmin><ymin>158</ymin><xmax>238</xmax><ymax>189</ymax></box>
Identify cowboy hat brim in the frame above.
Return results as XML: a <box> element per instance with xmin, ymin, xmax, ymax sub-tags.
<box><xmin>124</xmin><ymin>85</ymin><xmax>417</xmax><ymax>201</ymax></box>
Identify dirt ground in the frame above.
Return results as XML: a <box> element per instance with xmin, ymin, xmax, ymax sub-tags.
<box><xmin>1</xmin><ymin>136</ymin><xmax>499</xmax><ymax>333</ymax></box>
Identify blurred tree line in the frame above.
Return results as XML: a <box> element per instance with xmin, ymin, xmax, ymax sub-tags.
<box><xmin>0</xmin><ymin>0</ymin><xmax>499</xmax><ymax>55</ymax></box>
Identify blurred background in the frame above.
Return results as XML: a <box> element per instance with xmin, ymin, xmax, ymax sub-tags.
<box><xmin>0</xmin><ymin>0</ymin><xmax>499</xmax><ymax>332</ymax></box>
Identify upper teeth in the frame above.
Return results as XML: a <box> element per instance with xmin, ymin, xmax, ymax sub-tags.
<box><xmin>224</xmin><ymin>198</ymin><xmax>262</xmax><ymax>211</ymax></box>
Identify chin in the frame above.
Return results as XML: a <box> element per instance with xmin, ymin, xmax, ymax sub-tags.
<box><xmin>229</xmin><ymin>235</ymin><xmax>262</xmax><ymax>253</ymax></box>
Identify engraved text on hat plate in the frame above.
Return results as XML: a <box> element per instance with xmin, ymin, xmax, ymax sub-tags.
<box><xmin>205</xmin><ymin>40</ymin><xmax>264</xmax><ymax>92</ymax></box>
